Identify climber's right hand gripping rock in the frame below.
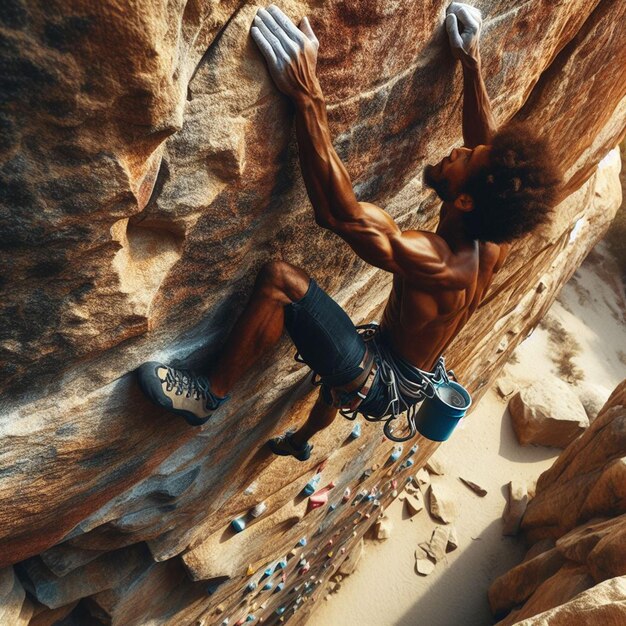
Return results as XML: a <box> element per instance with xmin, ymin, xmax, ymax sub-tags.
<box><xmin>250</xmin><ymin>5</ymin><xmax>320</xmax><ymax>102</ymax></box>
<box><xmin>446</xmin><ymin>2</ymin><xmax>482</xmax><ymax>68</ymax></box>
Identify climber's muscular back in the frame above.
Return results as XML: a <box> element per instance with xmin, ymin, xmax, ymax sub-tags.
<box><xmin>379</xmin><ymin>236</ymin><xmax>505</xmax><ymax>372</ymax></box>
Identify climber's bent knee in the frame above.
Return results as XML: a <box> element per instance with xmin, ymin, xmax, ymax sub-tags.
<box><xmin>284</xmin><ymin>279</ymin><xmax>367</xmax><ymax>388</ymax></box>
<box><xmin>257</xmin><ymin>260</ymin><xmax>310</xmax><ymax>303</ymax></box>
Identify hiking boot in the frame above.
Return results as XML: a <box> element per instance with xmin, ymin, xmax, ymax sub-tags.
<box><xmin>136</xmin><ymin>361</ymin><xmax>228</xmax><ymax>426</ymax></box>
<box><xmin>268</xmin><ymin>430</ymin><xmax>312</xmax><ymax>462</ymax></box>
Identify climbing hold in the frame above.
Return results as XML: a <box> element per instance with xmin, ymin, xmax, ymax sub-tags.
<box><xmin>281</xmin><ymin>572</ymin><xmax>287</xmax><ymax>583</ymax></box>
<box><xmin>250</xmin><ymin>502</ymin><xmax>267</xmax><ymax>518</ymax></box>
<box><xmin>342</xmin><ymin>488</ymin><xmax>351</xmax><ymax>502</ymax></box>
<box><xmin>221</xmin><ymin>619</ymin><xmax>230</xmax><ymax>626</ymax></box>
<box><xmin>389</xmin><ymin>447</ymin><xmax>402</xmax><ymax>462</ymax></box>
<box><xmin>303</xmin><ymin>473</ymin><xmax>322</xmax><ymax>496</ymax></box>
<box><xmin>327</xmin><ymin>551</ymin><xmax>333</xmax><ymax>558</ymax></box>
<box><xmin>404</xmin><ymin>458</ymin><xmax>415</xmax><ymax>468</ymax></box>
<box><xmin>246</xmin><ymin>581</ymin><xmax>257</xmax><ymax>593</ymax></box>
<box><xmin>391</xmin><ymin>479</ymin><xmax>398</xmax><ymax>489</ymax></box>
<box><xmin>327</xmin><ymin>539</ymin><xmax>333</xmax><ymax>546</ymax></box>
<box><xmin>373</xmin><ymin>499</ymin><xmax>381</xmax><ymax>507</ymax></box>
<box><xmin>276</xmin><ymin>607</ymin><xmax>285</xmax><ymax>616</ymax></box>
<box><xmin>246</xmin><ymin>616</ymin><xmax>255</xmax><ymax>623</ymax></box>
<box><xmin>340</xmin><ymin>547</ymin><xmax>346</xmax><ymax>554</ymax></box>
<box><xmin>365</xmin><ymin>513</ymin><xmax>371</xmax><ymax>519</ymax></box>
<box><xmin>361</xmin><ymin>469</ymin><xmax>372</xmax><ymax>480</ymax></box>
<box><xmin>307</xmin><ymin>492</ymin><xmax>328</xmax><ymax>510</ymax></box>
<box><xmin>298</xmin><ymin>537</ymin><xmax>307</xmax><ymax>546</ymax></box>
<box><xmin>409</xmin><ymin>443</ymin><xmax>419</xmax><ymax>455</ymax></box>
<box><xmin>263</xmin><ymin>565</ymin><xmax>274</xmax><ymax>577</ymax></box>
<box><xmin>350</xmin><ymin>423</ymin><xmax>361</xmax><ymax>438</ymax></box>
<box><xmin>328</xmin><ymin>503</ymin><xmax>337</xmax><ymax>511</ymax></box>
<box><xmin>276</xmin><ymin>582</ymin><xmax>284</xmax><ymax>592</ymax></box>
<box><xmin>262</xmin><ymin>581</ymin><xmax>273</xmax><ymax>591</ymax></box>
<box><xmin>277</xmin><ymin>559</ymin><xmax>287</xmax><ymax>570</ymax></box>
<box><xmin>246</xmin><ymin>564</ymin><xmax>255</xmax><ymax>576</ymax></box>
<box><xmin>231</xmin><ymin>518</ymin><xmax>246</xmax><ymax>533</ymax></box>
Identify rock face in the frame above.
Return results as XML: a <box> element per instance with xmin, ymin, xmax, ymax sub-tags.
<box><xmin>0</xmin><ymin>1</ymin><xmax>624</xmax><ymax>624</ymax></box>
<box><xmin>489</xmin><ymin>380</ymin><xmax>626</xmax><ymax>625</ymax></box>
<box><xmin>508</xmin><ymin>378</ymin><xmax>590</xmax><ymax>448</ymax></box>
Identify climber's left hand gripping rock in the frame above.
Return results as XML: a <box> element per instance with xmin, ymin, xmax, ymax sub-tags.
<box><xmin>251</xmin><ymin>5</ymin><xmax>320</xmax><ymax>101</ymax></box>
<box><xmin>446</xmin><ymin>2</ymin><xmax>482</xmax><ymax>68</ymax></box>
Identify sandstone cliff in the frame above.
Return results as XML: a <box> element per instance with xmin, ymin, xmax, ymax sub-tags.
<box><xmin>0</xmin><ymin>1</ymin><xmax>625</xmax><ymax>624</ymax></box>
<box><xmin>489</xmin><ymin>380</ymin><xmax>626</xmax><ymax>625</ymax></box>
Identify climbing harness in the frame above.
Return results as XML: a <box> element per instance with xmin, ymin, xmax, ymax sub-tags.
<box><xmin>295</xmin><ymin>322</ymin><xmax>459</xmax><ymax>442</ymax></box>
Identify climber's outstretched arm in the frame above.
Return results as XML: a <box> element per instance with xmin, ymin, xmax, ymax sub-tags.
<box><xmin>250</xmin><ymin>6</ymin><xmax>362</xmax><ymax>227</ymax></box>
<box><xmin>250</xmin><ymin>6</ymin><xmax>456</xmax><ymax>282</ymax></box>
<box><xmin>446</xmin><ymin>3</ymin><xmax>497</xmax><ymax>148</ymax></box>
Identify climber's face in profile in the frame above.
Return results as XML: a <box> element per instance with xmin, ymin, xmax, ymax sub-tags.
<box><xmin>423</xmin><ymin>145</ymin><xmax>491</xmax><ymax>206</ymax></box>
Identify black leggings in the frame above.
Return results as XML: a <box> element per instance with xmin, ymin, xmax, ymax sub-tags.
<box><xmin>284</xmin><ymin>279</ymin><xmax>366</xmax><ymax>388</ymax></box>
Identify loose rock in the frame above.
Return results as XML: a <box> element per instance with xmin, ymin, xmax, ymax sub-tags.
<box><xmin>428</xmin><ymin>526</ymin><xmax>451</xmax><ymax>562</ymax></box>
<box><xmin>502</xmin><ymin>480</ymin><xmax>529</xmax><ymax>536</ymax></box>
<box><xmin>459</xmin><ymin>477</ymin><xmax>488</xmax><ymax>497</ymax></box>
<box><xmin>425</xmin><ymin>454</ymin><xmax>447</xmax><ymax>476</ymax></box>
<box><xmin>496</xmin><ymin>377</ymin><xmax>517</xmax><ymax>398</ymax></box>
<box><xmin>447</xmin><ymin>526</ymin><xmax>459</xmax><ymax>552</ymax></box>
<box><xmin>375</xmin><ymin>518</ymin><xmax>393</xmax><ymax>540</ymax></box>
<box><xmin>429</xmin><ymin>483</ymin><xmax>459</xmax><ymax>524</ymax></box>
<box><xmin>508</xmin><ymin>378</ymin><xmax>589</xmax><ymax>448</ymax></box>
<box><xmin>405</xmin><ymin>492</ymin><xmax>424</xmax><ymax>517</ymax></box>
<box><xmin>415</xmin><ymin>559</ymin><xmax>435</xmax><ymax>576</ymax></box>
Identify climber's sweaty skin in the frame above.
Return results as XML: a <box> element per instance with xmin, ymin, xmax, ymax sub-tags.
<box><xmin>138</xmin><ymin>4</ymin><xmax>511</xmax><ymax>453</ymax></box>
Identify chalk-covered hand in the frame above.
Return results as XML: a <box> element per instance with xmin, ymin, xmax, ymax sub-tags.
<box><xmin>445</xmin><ymin>2</ymin><xmax>482</xmax><ymax>67</ymax></box>
<box><xmin>251</xmin><ymin>5</ymin><xmax>320</xmax><ymax>101</ymax></box>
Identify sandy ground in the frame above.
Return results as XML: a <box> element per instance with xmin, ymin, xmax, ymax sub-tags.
<box><xmin>309</xmin><ymin>241</ymin><xmax>626</xmax><ymax>626</ymax></box>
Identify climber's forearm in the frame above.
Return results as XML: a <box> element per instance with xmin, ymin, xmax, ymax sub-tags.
<box><xmin>462</xmin><ymin>59</ymin><xmax>497</xmax><ymax>148</ymax></box>
<box><xmin>294</xmin><ymin>90</ymin><xmax>361</xmax><ymax>228</ymax></box>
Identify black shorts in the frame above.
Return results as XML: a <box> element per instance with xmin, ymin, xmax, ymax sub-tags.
<box><xmin>284</xmin><ymin>279</ymin><xmax>367</xmax><ymax>389</ymax></box>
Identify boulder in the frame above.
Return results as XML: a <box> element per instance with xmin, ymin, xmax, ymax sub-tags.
<box><xmin>489</xmin><ymin>381</ymin><xmax>626</xmax><ymax>625</ymax></box>
<box><xmin>0</xmin><ymin>0</ymin><xmax>624</xmax><ymax>622</ymax></box>
<box><xmin>509</xmin><ymin>379</ymin><xmax>589</xmax><ymax>448</ymax></box>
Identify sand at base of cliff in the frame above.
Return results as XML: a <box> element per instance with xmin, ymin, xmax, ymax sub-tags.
<box><xmin>308</xmin><ymin>243</ymin><xmax>626</xmax><ymax>626</ymax></box>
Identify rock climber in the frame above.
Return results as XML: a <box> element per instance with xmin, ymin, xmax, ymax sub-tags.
<box><xmin>137</xmin><ymin>3</ymin><xmax>561</xmax><ymax>459</ymax></box>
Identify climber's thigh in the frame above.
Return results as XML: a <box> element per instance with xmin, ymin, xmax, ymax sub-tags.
<box><xmin>284</xmin><ymin>279</ymin><xmax>366</xmax><ymax>387</ymax></box>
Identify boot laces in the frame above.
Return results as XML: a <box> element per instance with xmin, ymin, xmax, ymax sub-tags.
<box><xmin>165</xmin><ymin>368</ymin><xmax>212</xmax><ymax>406</ymax></box>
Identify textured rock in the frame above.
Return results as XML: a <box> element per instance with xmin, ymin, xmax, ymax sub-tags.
<box><xmin>489</xmin><ymin>380</ymin><xmax>626</xmax><ymax>625</ymax></box>
<box><xmin>509</xmin><ymin>576</ymin><xmax>626</xmax><ymax>626</ymax></box>
<box><xmin>0</xmin><ymin>0</ymin><xmax>625</xmax><ymax>623</ymax></box>
<box><xmin>509</xmin><ymin>379</ymin><xmax>589</xmax><ymax>448</ymax></box>
<box><xmin>375</xmin><ymin>517</ymin><xmax>393</xmax><ymax>540</ymax></box>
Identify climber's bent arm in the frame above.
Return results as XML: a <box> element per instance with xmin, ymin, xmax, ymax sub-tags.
<box><xmin>446</xmin><ymin>2</ymin><xmax>497</xmax><ymax>147</ymax></box>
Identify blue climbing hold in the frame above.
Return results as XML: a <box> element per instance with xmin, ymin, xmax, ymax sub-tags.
<box><xmin>350</xmin><ymin>423</ymin><xmax>361</xmax><ymax>439</ymax></box>
<box><xmin>389</xmin><ymin>447</ymin><xmax>401</xmax><ymax>462</ymax></box>
<box><xmin>298</xmin><ymin>537</ymin><xmax>307</xmax><ymax>546</ymax></box>
<box><xmin>409</xmin><ymin>443</ymin><xmax>419</xmax><ymax>455</ymax></box>
<box><xmin>276</xmin><ymin>607</ymin><xmax>285</xmax><ymax>615</ymax></box>
<box><xmin>231</xmin><ymin>517</ymin><xmax>246</xmax><ymax>533</ymax></box>
<box><xmin>264</xmin><ymin>565</ymin><xmax>274</xmax><ymax>577</ymax></box>
<box><xmin>302</xmin><ymin>473</ymin><xmax>321</xmax><ymax>496</ymax></box>
<box><xmin>246</xmin><ymin>581</ymin><xmax>257</xmax><ymax>593</ymax></box>
<box><xmin>276</xmin><ymin>582</ymin><xmax>285</xmax><ymax>592</ymax></box>
<box><xmin>263</xmin><ymin>581</ymin><xmax>274</xmax><ymax>591</ymax></box>
<box><xmin>246</xmin><ymin>616</ymin><xmax>255</xmax><ymax>622</ymax></box>
<box><xmin>277</xmin><ymin>559</ymin><xmax>287</xmax><ymax>569</ymax></box>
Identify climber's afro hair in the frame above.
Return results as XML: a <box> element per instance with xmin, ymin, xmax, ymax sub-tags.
<box><xmin>463</xmin><ymin>124</ymin><xmax>562</xmax><ymax>243</ymax></box>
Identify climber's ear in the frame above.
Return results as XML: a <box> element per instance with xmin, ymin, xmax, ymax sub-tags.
<box><xmin>453</xmin><ymin>193</ymin><xmax>474</xmax><ymax>212</ymax></box>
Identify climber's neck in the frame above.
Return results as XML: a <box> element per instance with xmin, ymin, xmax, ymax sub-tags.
<box><xmin>436</xmin><ymin>202</ymin><xmax>477</xmax><ymax>250</ymax></box>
